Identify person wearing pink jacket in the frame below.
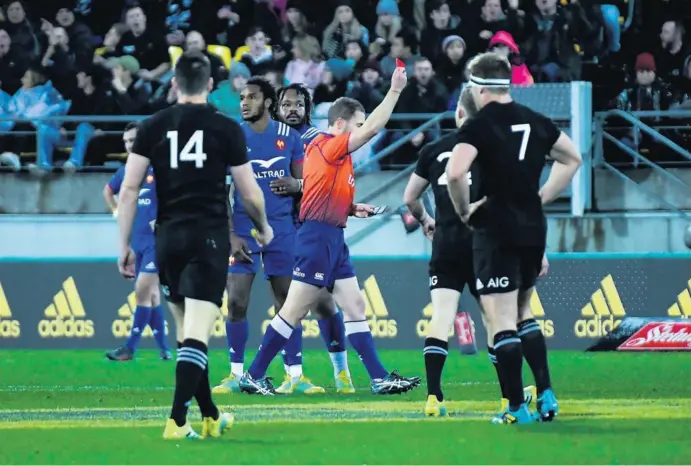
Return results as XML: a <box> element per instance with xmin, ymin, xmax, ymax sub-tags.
<box><xmin>488</xmin><ymin>30</ymin><xmax>534</xmax><ymax>86</ymax></box>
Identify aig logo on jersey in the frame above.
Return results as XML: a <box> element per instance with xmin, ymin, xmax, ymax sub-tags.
<box><xmin>477</xmin><ymin>277</ymin><xmax>510</xmax><ymax>290</ymax></box>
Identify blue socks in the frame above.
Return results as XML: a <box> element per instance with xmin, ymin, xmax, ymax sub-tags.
<box><xmin>344</xmin><ymin>320</ymin><xmax>388</xmax><ymax>380</ymax></box>
<box><xmin>319</xmin><ymin>312</ymin><xmax>349</xmax><ymax>376</ymax></box>
<box><xmin>249</xmin><ymin>315</ymin><xmax>293</xmax><ymax>379</ymax></box>
<box><xmin>282</xmin><ymin>325</ymin><xmax>303</xmax><ymax>377</ymax></box>
<box><xmin>226</xmin><ymin>320</ymin><xmax>249</xmax><ymax>376</ymax></box>
<box><xmin>125</xmin><ymin>305</ymin><xmax>153</xmax><ymax>353</ymax></box>
<box><xmin>149</xmin><ymin>305</ymin><xmax>170</xmax><ymax>352</ymax></box>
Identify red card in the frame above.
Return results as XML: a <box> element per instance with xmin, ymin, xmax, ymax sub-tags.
<box><xmin>395</xmin><ymin>58</ymin><xmax>405</xmax><ymax>68</ymax></box>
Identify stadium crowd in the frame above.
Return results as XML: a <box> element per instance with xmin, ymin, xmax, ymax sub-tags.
<box><xmin>0</xmin><ymin>0</ymin><xmax>689</xmax><ymax>172</ymax></box>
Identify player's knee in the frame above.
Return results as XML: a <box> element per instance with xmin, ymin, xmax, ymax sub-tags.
<box><xmin>135</xmin><ymin>280</ymin><xmax>156</xmax><ymax>306</ymax></box>
<box><xmin>340</xmin><ymin>293</ymin><xmax>366</xmax><ymax>321</ymax></box>
<box><xmin>227</xmin><ymin>292</ymin><xmax>249</xmax><ymax>322</ymax></box>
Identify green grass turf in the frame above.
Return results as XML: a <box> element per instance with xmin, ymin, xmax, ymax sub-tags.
<box><xmin>1</xmin><ymin>350</ymin><xmax>690</xmax><ymax>464</ymax></box>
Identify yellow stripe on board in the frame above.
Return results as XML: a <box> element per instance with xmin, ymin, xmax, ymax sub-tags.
<box><xmin>602</xmin><ymin>275</ymin><xmax>626</xmax><ymax>316</ymax></box>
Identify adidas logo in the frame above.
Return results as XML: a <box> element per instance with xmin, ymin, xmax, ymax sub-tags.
<box><xmin>416</xmin><ymin>302</ymin><xmax>453</xmax><ymax>338</ymax></box>
<box><xmin>574</xmin><ymin>275</ymin><xmax>625</xmax><ymax>338</ymax></box>
<box><xmin>210</xmin><ymin>291</ymin><xmax>231</xmax><ymax>338</ymax></box>
<box><xmin>528</xmin><ymin>290</ymin><xmax>554</xmax><ymax>338</ymax></box>
<box><xmin>111</xmin><ymin>292</ymin><xmax>168</xmax><ymax>338</ymax></box>
<box><xmin>0</xmin><ymin>282</ymin><xmax>20</xmax><ymax>338</ymax></box>
<box><xmin>667</xmin><ymin>280</ymin><xmax>691</xmax><ymax>318</ymax></box>
<box><xmin>360</xmin><ymin>275</ymin><xmax>397</xmax><ymax>338</ymax></box>
<box><xmin>38</xmin><ymin>277</ymin><xmax>94</xmax><ymax>338</ymax></box>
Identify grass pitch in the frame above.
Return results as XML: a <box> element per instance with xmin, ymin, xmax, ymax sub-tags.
<box><xmin>1</xmin><ymin>350</ymin><xmax>690</xmax><ymax>464</ymax></box>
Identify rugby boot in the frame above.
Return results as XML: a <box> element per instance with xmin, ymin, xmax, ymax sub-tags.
<box><xmin>106</xmin><ymin>346</ymin><xmax>134</xmax><ymax>361</ymax></box>
<box><xmin>536</xmin><ymin>388</ymin><xmax>559</xmax><ymax>422</ymax></box>
<box><xmin>424</xmin><ymin>395</ymin><xmax>448</xmax><ymax>417</ymax></box>
<box><xmin>201</xmin><ymin>412</ymin><xmax>234</xmax><ymax>438</ymax></box>
<box><xmin>276</xmin><ymin>375</ymin><xmax>326</xmax><ymax>394</ymax></box>
<box><xmin>371</xmin><ymin>370</ymin><xmax>421</xmax><ymax>395</ymax></box>
<box><xmin>212</xmin><ymin>373</ymin><xmax>242</xmax><ymax>394</ymax></box>
<box><xmin>491</xmin><ymin>403</ymin><xmax>535</xmax><ymax>425</ymax></box>
<box><xmin>335</xmin><ymin>370</ymin><xmax>356</xmax><ymax>394</ymax></box>
<box><xmin>239</xmin><ymin>372</ymin><xmax>276</xmax><ymax>395</ymax></box>
<box><xmin>163</xmin><ymin>419</ymin><xmax>201</xmax><ymax>440</ymax></box>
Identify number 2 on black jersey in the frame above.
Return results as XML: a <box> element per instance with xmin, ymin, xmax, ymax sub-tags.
<box><xmin>167</xmin><ymin>130</ymin><xmax>207</xmax><ymax>169</ymax></box>
<box><xmin>436</xmin><ymin>151</ymin><xmax>471</xmax><ymax>186</ymax></box>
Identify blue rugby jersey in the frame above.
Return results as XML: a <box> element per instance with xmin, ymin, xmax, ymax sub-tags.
<box><xmin>231</xmin><ymin>120</ymin><xmax>304</xmax><ymax>244</ymax></box>
<box><xmin>108</xmin><ymin>165</ymin><xmax>157</xmax><ymax>248</ymax></box>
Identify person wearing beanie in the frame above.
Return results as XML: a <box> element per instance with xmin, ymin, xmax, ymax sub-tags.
<box><xmin>488</xmin><ymin>31</ymin><xmax>533</xmax><ymax>86</ymax></box>
<box><xmin>322</xmin><ymin>0</ymin><xmax>370</xmax><ymax>59</ymax></box>
<box><xmin>615</xmin><ymin>53</ymin><xmax>673</xmax><ymax>113</ymax></box>
<box><xmin>436</xmin><ymin>34</ymin><xmax>467</xmax><ymax>94</ymax></box>
<box><xmin>420</xmin><ymin>0</ymin><xmax>462</xmax><ymax>63</ymax></box>
<box><xmin>209</xmin><ymin>62</ymin><xmax>251</xmax><ymax>119</ymax></box>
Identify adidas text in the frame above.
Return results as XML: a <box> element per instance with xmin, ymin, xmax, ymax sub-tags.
<box><xmin>0</xmin><ymin>320</ymin><xmax>20</xmax><ymax>338</ymax></box>
<box><xmin>38</xmin><ymin>318</ymin><xmax>94</xmax><ymax>338</ymax></box>
<box><xmin>574</xmin><ymin>315</ymin><xmax>621</xmax><ymax>338</ymax></box>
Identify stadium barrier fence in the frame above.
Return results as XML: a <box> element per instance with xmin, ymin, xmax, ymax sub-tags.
<box><xmin>0</xmin><ymin>254</ymin><xmax>689</xmax><ymax>351</ymax></box>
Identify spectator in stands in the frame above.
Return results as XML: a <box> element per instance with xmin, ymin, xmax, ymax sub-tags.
<box><xmin>263</xmin><ymin>69</ymin><xmax>284</xmax><ymax>88</ymax></box>
<box><xmin>313</xmin><ymin>58</ymin><xmax>350</xmax><ymax>105</ymax></box>
<box><xmin>0</xmin><ymin>65</ymin><xmax>70</xmax><ymax>171</ymax></box>
<box><xmin>163</xmin><ymin>0</ymin><xmax>203</xmax><ymax>46</ymax></box>
<box><xmin>116</xmin><ymin>5</ymin><xmax>170</xmax><ymax>83</ymax></box>
<box><xmin>380</xmin><ymin>31</ymin><xmax>420</xmax><ymax>78</ymax></box>
<box><xmin>284</xmin><ymin>34</ymin><xmax>325</xmax><ymax>92</ymax></box>
<box><xmin>322</xmin><ymin>1</ymin><xmax>369</xmax><ymax>59</ymax></box>
<box><xmin>282</xmin><ymin>1</ymin><xmax>313</xmax><ymax>45</ymax></box>
<box><xmin>616</xmin><ymin>53</ymin><xmax>673</xmax><ymax>112</ymax></box>
<box><xmin>0</xmin><ymin>27</ymin><xmax>27</xmax><ymax>94</ymax></box>
<box><xmin>94</xmin><ymin>23</ymin><xmax>129</xmax><ymax>65</ymax></box>
<box><xmin>52</xmin><ymin>6</ymin><xmax>93</xmax><ymax>69</ymax></box>
<box><xmin>184</xmin><ymin>31</ymin><xmax>226</xmax><ymax>87</ymax></box>
<box><xmin>109</xmin><ymin>56</ymin><xmax>150</xmax><ymax>114</ymax></box>
<box><xmin>71</xmin><ymin>0</ymin><xmax>124</xmax><ymax>39</ymax></box>
<box><xmin>370</xmin><ymin>0</ymin><xmax>405</xmax><ymax>54</ymax></box>
<box><xmin>469</xmin><ymin>0</ymin><xmax>522</xmax><ymax>55</ymax></box>
<box><xmin>521</xmin><ymin>0</ymin><xmax>596</xmax><ymax>82</ymax></box>
<box><xmin>420</xmin><ymin>0</ymin><xmax>461</xmax><ymax>64</ymax></box>
<box><xmin>3</xmin><ymin>1</ymin><xmax>40</xmax><ymax>61</ymax></box>
<box><xmin>253</xmin><ymin>0</ymin><xmax>284</xmax><ymax>46</ymax></box>
<box><xmin>215</xmin><ymin>1</ymin><xmax>253</xmax><ymax>49</ymax></box>
<box><xmin>30</xmin><ymin>64</ymin><xmax>115</xmax><ymax>175</ymax></box>
<box><xmin>598</xmin><ymin>3</ymin><xmax>622</xmax><ymax>54</ymax></box>
<box><xmin>239</xmin><ymin>27</ymin><xmax>276</xmax><ymax>76</ymax></box>
<box><xmin>657</xmin><ymin>20</ymin><xmax>691</xmax><ymax>99</ymax></box>
<box><xmin>208</xmin><ymin>62</ymin><xmax>250</xmax><ymax>119</ymax></box>
<box><xmin>488</xmin><ymin>31</ymin><xmax>534</xmax><ymax>85</ymax></box>
<box><xmin>345</xmin><ymin>39</ymin><xmax>367</xmax><ymax>72</ymax></box>
<box><xmin>345</xmin><ymin>59</ymin><xmax>385</xmax><ymax>112</ymax></box>
<box><xmin>377</xmin><ymin>57</ymin><xmax>448</xmax><ymax>168</ymax></box>
<box><xmin>41</xmin><ymin>27</ymin><xmax>77</xmax><ymax>84</ymax></box>
<box><xmin>435</xmin><ymin>35</ymin><xmax>467</xmax><ymax>94</ymax></box>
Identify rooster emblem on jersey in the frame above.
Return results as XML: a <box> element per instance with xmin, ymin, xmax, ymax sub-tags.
<box><xmin>275</xmin><ymin>139</ymin><xmax>285</xmax><ymax>150</ymax></box>
<box><xmin>146</xmin><ymin>174</ymin><xmax>154</xmax><ymax>184</ymax></box>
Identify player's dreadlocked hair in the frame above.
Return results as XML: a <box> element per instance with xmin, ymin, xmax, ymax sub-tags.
<box><xmin>275</xmin><ymin>83</ymin><xmax>313</xmax><ymax>126</ymax></box>
<box><xmin>247</xmin><ymin>76</ymin><xmax>278</xmax><ymax>115</ymax></box>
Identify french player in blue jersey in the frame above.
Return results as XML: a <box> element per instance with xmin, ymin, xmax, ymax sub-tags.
<box><xmin>104</xmin><ymin>122</ymin><xmax>172</xmax><ymax>361</ymax></box>
<box><xmin>213</xmin><ymin>78</ymin><xmax>354</xmax><ymax>395</ymax></box>
<box><xmin>268</xmin><ymin>84</ymin><xmax>355</xmax><ymax>394</ymax></box>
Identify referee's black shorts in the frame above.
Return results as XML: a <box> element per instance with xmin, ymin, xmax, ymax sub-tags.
<box><xmin>156</xmin><ymin>224</ymin><xmax>230</xmax><ymax>307</ymax></box>
<box><xmin>429</xmin><ymin>224</ymin><xmax>477</xmax><ymax>296</ymax></box>
<box><xmin>472</xmin><ymin>233</ymin><xmax>544</xmax><ymax>296</ymax></box>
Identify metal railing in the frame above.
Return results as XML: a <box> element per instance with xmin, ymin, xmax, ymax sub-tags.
<box><xmin>593</xmin><ymin>109</ymin><xmax>691</xmax><ymax>218</ymax></box>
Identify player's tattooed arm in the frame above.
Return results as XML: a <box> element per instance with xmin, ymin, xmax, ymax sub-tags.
<box><xmin>403</xmin><ymin>172</ymin><xmax>435</xmax><ymax>239</ymax></box>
